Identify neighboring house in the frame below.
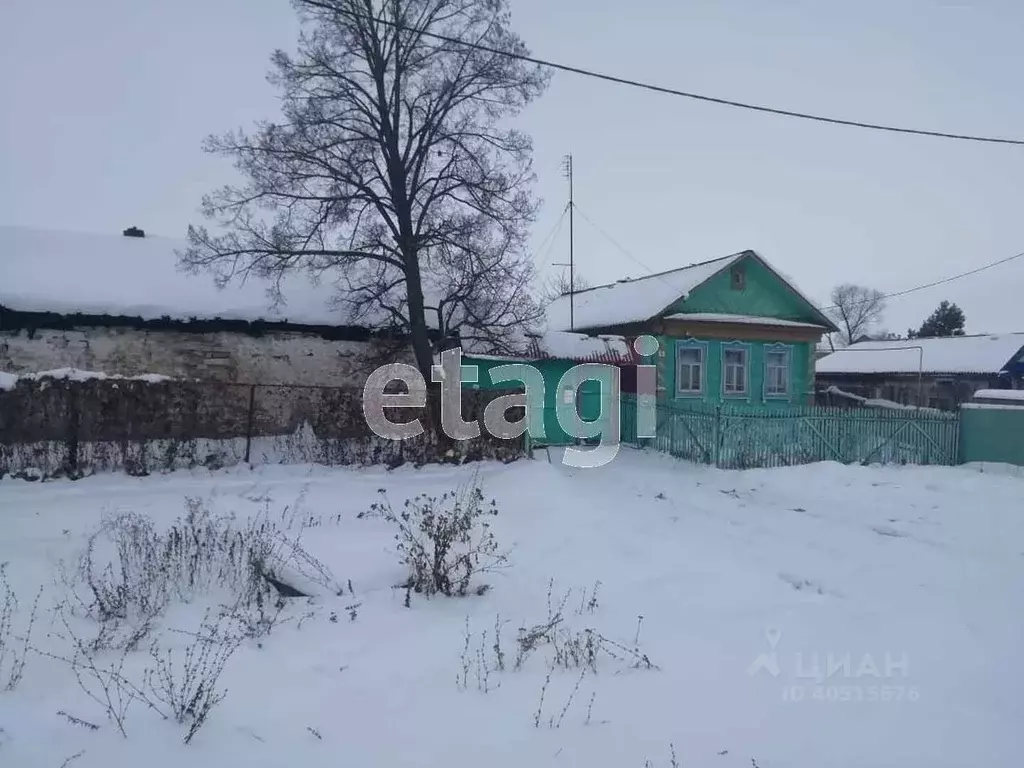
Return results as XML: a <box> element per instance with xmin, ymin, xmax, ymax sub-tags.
<box><xmin>0</xmin><ymin>225</ymin><xmax>399</xmax><ymax>386</ymax></box>
<box><xmin>815</xmin><ymin>334</ymin><xmax>1024</xmax><ymax>410</ymax></box>
<box><xmin>542</xmin><ymin>249</ymin><xmax>837</xmax><ymax>408</ymax></box>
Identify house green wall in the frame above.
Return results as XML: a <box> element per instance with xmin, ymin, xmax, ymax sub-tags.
<box><xmin>462</xmin><ymin>355</ymin><xmax>619</xmax><ymax>445</ymax></box>
<box><xmin>669</xmin><ymin>254</ymin><xmax>823</xmax><ymax>324</ymax></box>
<box><xmin>656</xmin><ymin>254</ymin><xmax>822</xmax><ymax>409</ymax></box>
<box><xmin>659</xmin><ymin>336</ymin><xmax>814</xmax><ymax>408</ymax></box>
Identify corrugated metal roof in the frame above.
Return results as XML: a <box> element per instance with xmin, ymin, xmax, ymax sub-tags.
<box><xmin>464</xmin><ymin>331</ymin><xmax>637</xmax><ymax>365</ymax></box>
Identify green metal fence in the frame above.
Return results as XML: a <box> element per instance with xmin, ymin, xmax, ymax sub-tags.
<box><xmin>959</xmin><ymin>404</ymin><xmax>1024</xmax><ymax>465</ymax></box>
<box><xmin>619</xmin><ymin>395</ymin><xmax>960</xmax><ymax>469</ymax></box>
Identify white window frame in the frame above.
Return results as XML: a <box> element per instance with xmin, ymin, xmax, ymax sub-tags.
<box><xmin>721</xmin><ymin>342</ymin><xmax>750</xmax><ymax>397</ymax></box>
<box><xmin>674</xmin><ymin>340</ymin><xmax>706</xmax><ymax>398</ymax></box>
<box><xmin>763</xmin><ymin>343</ymin><xmax>792</xmax><ymax>399</ymax></box>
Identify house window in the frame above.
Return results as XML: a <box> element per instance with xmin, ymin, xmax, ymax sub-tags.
<box><xmin>765</xmin><ymin>348</ymin><xmax>791</xmax><ymax>396</ymax></box>
<box><xmin>676</xmin><ymin>345</ymin><xmax>704</xmax><ymax>395</ymax></box>
<box><xmin>730</xmin><ymin>265</ymin><xmax>746</xmax><ymax>291</ymax></box>
<box><xmin>723</xmin><ymin>347</ymin><xmax>748</xmax><ymax>395</ymax></box>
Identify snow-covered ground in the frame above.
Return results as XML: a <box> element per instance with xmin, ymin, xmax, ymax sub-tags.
<box><xmin>1</xmin><ymin>449</ymin><xmax>1022</xmax><ymax>767</ymax></box>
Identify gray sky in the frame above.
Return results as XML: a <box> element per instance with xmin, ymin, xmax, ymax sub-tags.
<box><xmin>2</xmin><ymin>0</ymin><xmax>1023</xmax><ymax>335</ymax></box>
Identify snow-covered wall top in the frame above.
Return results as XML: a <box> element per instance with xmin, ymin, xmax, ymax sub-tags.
<box><xmin>0</xmin><ymin>225</ymin><xmax>347</xmax><ymax>326</ymax></box>
<box><xmin>817</xmin><ymin>334</ymin><xmax>1024</xmax><ymax>375</ymax></box>
<box><xmin>0</xmin><ymin>368</ymin><xmax>171</xmax><ymax>392</ymax></box>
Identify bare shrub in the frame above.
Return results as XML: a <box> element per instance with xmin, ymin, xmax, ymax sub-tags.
<box><xmin>363</xmin><ymin>475</ymin><xmax>508</xmax><ymax>597</ymax></box>
<box><xmin>456</xmin><ymin>579</ymin><xmax>656</xmax><ymax>709</ymax></box>
<box><xmin>512</xmin><ymin>580</ymin><xmax>657</xmax><ymax>674</ymax></box>
<box><xmin>40</xmin><ymin>604</ymin><xmax>241</xmax><ymax>744</ymax></box>
<box><xmin>144</xmin><ymin>610</ymin><xmax>241</xmax><ymax>744</ymax></box>
<box><xmin>0</xmin><ymin>563</ymin><xmax>40</xmax><ymax>691</ymax></box>
<box><xmin>78</xmin><ymin>512</ymin><xmax>170</xmax><ymax>624</ymax></box>
<box><xmin>642</xmin><ymin>744</ymin><xmax>680</xmax><ymax>768</ymax></box>
<box><xmin>38</xmin><ymin>605</ymin><xmax>146</xmax><ymax>738</ymax></box>
<box><xmin>64</xmin><ymin>497</ymin><xmax>341</xmax><ymax>646</ymax></box>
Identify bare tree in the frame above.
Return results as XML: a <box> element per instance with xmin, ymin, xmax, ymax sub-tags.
<box><xmin>824</xmin><ymin>284</ymin><xmax>887</xmax><ymax>349</ymax></box>
<box><xmin>541</xmin><ymin>270</ymin><xmax>591</xmax><ymax>305</ymax></box>
<box><xmin>180</xmin><ymin>0</ymin><xmax>550</xmax><ymax>400</ymax></box>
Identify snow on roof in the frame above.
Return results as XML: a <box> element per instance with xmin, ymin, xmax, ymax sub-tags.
<box><xmin>971</xmin><ymin>389</ymin><xmax>1024</xmax><ymax>402</ymax></box>
<box><xmin>664</xmin><ymin>312</ymin><xmax>827</xmax><ymax>329</ymax></box>
<box><xmin>528</xmin><ymin>331</ymin><xmax>635</xmax><ymax>363</ymax></box>
<box><xmin>545</xmin><ymin>252</ymin><xmax>744</xmax><ymax>331</ymax></box>
<box><xmin>816</xmin><ymin>334</ymin><xmax>1024</xmax><ymax>375</ymax></box>
<box><xmin>462</xmin><ymin>331</ymin><xmax>635</xmax><ymax>364</ymax></box>
<box><xmin>821</xmin><ymin>385</ymin><xmax>923</xmax><ymax>411</ymax></box>
<box><xmin>0</xmin><ymin>225</ymin><xmax>355</xmax><ymax>327</ymax></box>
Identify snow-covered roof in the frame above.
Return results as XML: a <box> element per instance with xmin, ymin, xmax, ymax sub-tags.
<box><xmin>663</xmin><ymin>312</ymin><xmax>827</xmax><ymax>329</ymax></box>
<box><xmin>463</xmin><ymin>330</ymin><xmax>635</xmax><ymax>364</ymax></box>
<box><xmin>971</xmin><ymin>389</ymin><xmax>1024</xmax><ymax>402</ymax></box>
<box><xmin>816</xmin><ymin>334</ymin><xmax>1024</xmax><ymax>375</ymax></box>
<box><xmin>0</xmin><ymin>226</ymin><xmax>356</xmax><ymax>327</ymax></box>
<box><xmin>545</xmin><ymin>250</ymin><xmax>835</xmax><ymax>333</ymax></box>
<box><xmin>546</xmin><ymin>253</ymin><xmax>744</xmax><ymax>331</ymax></box>
<box><xmin>528</xmin><ymin>331</ymin><xmax>635</xmax><ymax>363</ymax></box>
<box><xmin>820</xmin><ymin>385</ymin><xmax>938</xmax><ymax>412</ymax></box>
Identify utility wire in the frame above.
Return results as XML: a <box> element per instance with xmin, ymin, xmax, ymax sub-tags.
<box><xmin>576</xmin><ymin>203</ymin><xmax>1023</xmax><ymax>314</ymax></box>
<box><xmin>818</xmin><ymin>248</ymin><xmax>1024</xmax><ymax>311</ymax></box>
<box><xmin>574</xmin><ymin>207</ymin><xmax>661</xmax><ymax>277</ymax></box>
<box><xmin>341</xmin><ymin>8</ymin><xmax>1024</xmax><ymax>147</ymax></box>
<box><xmin>535</xmin><ymin>203</ymin><xmax>568</xmax><ymax>265</ymax></box>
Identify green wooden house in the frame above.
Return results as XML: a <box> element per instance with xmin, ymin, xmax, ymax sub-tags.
<box><xmin>463</xmin><ymin>249</ymin><xmax>836</xmax><ymax>445</ymax></box>
<box><xmin>544</xmin><ymin>249</ymin><xmax>837</xmax><ymax>407</ymax></box>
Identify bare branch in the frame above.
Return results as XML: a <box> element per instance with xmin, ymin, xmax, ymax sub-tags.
<box><xmin>825</xmin><ymin>284</ymin><xmax>887</xmax><ymax>346</ymax></box>
<box><xmin>182</xmin><ymin>0</ymin><xmax>550</xmax><ymax>383</ymax></box>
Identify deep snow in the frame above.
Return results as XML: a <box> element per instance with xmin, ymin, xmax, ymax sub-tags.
<box><xmin>1</xmin><ymin>449</ymin><xmax>1022</xmax><ymax>767</ymax></box>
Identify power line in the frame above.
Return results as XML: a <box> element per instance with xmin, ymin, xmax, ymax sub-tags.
<box><xmin>819</xmin><ymin>248</ymin><xmax>1024</xmax><ymax>311</ymax></box>
<box><xmin>578</xmin><ymin>202</ymin><xmax>1023</xmax><ymax>314</ymax></box>
<box><xmin>342</xmin><ymin>9</ymin><xmax>1024</xmax><ymax>147</ymax></box>
<box><xmin>573</xmin><ymin>206</ymin><xmax>662</xmax><ymax>277</ymax></box>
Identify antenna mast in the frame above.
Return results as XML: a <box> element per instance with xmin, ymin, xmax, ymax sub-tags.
<box><xmin>562</xmin><ymin>154</ymin><xmax>575</xmax><ymax>330</ymax></box>
<box><xmin>551</xmin><ymin>154</ymin><xmax>576</xmax><ymax>330</ymax></box>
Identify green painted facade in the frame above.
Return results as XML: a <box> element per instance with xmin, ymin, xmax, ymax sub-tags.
<box><xmin>658</xmin><ymin>337</ymin><xmax>814</xmax><ymax>408</ymax></box>
<box><xmin>463</xmin><ymin>356</ymin><xmax>617</xmax><ymax>445</ymax></box>
<box><xmin>462</xmin><ymin>252</ymin><xmax>831</xmax><ymax>443</ymax></box>
<box><xmin>660</xmin><ymin>253</ymin><xmax>825</xmax><ymax>408</ymax></box>
<box><xmin>668</xmin><ymin>255</ymin><xmax>823</xmax><ymax>323</ymax></box>
<box><xmin>959</xmin><ymin>405</ymin><xmax>1024</xmax><ymax>465</ymax></box>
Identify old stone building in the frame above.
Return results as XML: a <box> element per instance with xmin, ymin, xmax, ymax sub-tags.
<box><xmin>815</xmin><ymin>333</ymin><xmax>1024</xmax><ymax>410</ymax></box>
<box><xmin>0</xmin><ymin>225</ymin><xmax>404</xmax><ymax>385</ymax></box>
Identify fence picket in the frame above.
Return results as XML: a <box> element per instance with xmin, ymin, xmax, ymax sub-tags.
<box><xmin>619</xmin><ymin>395</ymin><xmax>958</xmax><ymax>469</ymax></box>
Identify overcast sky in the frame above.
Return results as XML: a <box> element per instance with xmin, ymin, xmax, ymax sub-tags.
<box><xmin>2</xmin><ymin>0</ymin><xmax>1023</xmax><ymax>335</ymax></box>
